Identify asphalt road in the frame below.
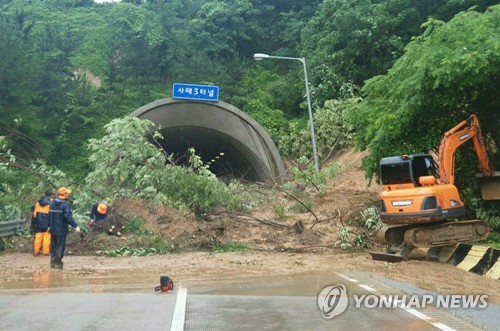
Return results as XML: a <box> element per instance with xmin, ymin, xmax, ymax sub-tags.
<box><xmin>0</xmin><ymin>271</ymin><xmax>495</xmax><ymax>330</ymax></box>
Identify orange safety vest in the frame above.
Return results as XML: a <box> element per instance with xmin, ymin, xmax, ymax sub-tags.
<box><xmin>33</xmin><ymin>202</ymin><xmax>50</xmax><ymax>218</ymax></box>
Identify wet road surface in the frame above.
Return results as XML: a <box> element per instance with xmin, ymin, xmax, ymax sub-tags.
<box><xmin>0</xmin><ymin>269</ymin><xmax>490</xmax><ymax>330</ymax></box>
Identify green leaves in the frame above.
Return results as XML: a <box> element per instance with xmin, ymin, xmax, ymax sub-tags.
<box><xmin>349</xmin><ymin>5</ymin><xmax>500</xmax><ymax>180</ymax></box>
<box><xmin>211</xmin><ymin>242</ymin><xmax>251</xmax><ymax>253</ymax></box>
<box><xmin>346</xmin><ymin>5</ymin><xmax>500</xmax><ymax>227</ymax></box>
<box><xmin>86</xmin><ymin>117</ymin><xmax>168</xmax><ymax>202</ymax></box>
<box><xmin>302</xmin><ymin>0</ymin><xmax>417</xmax><ymax>104</ymax></box>
<box><xmin>85</xmin><ymin>117</ymin><xmax>244</xmax><ymax>219</ymax></box>
<box><xmin>190</xmin><ymin>0</ymin><xmax>260</xmax><ymax>58</ymax></box>
<box><xmin>102</xmin><ymin>245</ymin><xmax>167</xmax><ymax>257</ymax></box>
<box><xmin>278</xmin><ymin>95</ymin><xmax>358</xmax><ymax>162</ymax></box>
<box><xmin>1</xmin><ymin>0</ymin><xmax>498</xmax><ymax>229</ymax></box>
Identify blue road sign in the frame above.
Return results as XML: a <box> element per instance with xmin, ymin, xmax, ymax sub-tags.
<box><xmin>172</xmin><ymin>83</ymin><xmax>219</xmax><ymax>102</ymax></box>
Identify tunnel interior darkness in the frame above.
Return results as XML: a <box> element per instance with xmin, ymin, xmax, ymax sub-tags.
<box><xmin>155</xmin><ymin>126</ymin><xmax>263</xmax><ymax>182</ymax></box>
<box><xmin>133</xmin><ymin>98</ymin><xmax>285</xmax><ymax>183</ymax></box>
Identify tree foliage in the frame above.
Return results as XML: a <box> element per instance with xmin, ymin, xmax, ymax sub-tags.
<box><xmin>347</xmin><ymin>5</ymin><xmax>500</xmax><ymax>227</ymax></box>
<box><xmin>86</xmin><ymin>117</ymin><xmax>243</xmax><ymax>219</ymax></box>
<box><xmin>301</xmin><ymin>0</ymin><xmax>498</xmax><ymax>106</ymax></box>
<box><xmin>0</xmin><ymin>0</ymin><xmax>498</xmax><ymax>228</ymax></box>
<box><xmin>349</xmin><ymin>6</ymin><xmax>500</xmax><ymax>178</ymax></box>
<box><xmin>278</xmin><ymin>92</ymin><xmax>359</xmax><ymax>161</ymax></box>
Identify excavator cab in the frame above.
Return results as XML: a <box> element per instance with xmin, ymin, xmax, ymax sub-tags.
<box><xmin>380</xmin><ymin>154</ymin><xmax>437</xmax><ymax>189</ymax></box>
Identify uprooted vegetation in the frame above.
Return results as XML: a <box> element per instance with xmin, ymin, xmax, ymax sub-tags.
<box><xmin>4</xmin><ymin>148</ymin><xmax>383</xmax><ymax>257</ymax></box>
<box><xmin>1</xmin><ymin>117</ymin><xmax>383</xmax><ymax>256</ymax></box>
<box><xmin>6</xmin><ymin>185</ymin><xmax>381</xmax><ymax>257</ymax></box>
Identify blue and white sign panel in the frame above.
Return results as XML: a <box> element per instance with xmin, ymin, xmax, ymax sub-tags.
<box><xmin>172</xmin><ymin>83</ymin><xmax>219</xmax><ymax>102</ymax></box>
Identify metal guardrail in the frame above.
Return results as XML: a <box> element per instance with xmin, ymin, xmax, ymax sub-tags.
<box><xmin>0</xmin><ymin>219</ymin><xmax>27</xmax><ymax>237</ymax></box>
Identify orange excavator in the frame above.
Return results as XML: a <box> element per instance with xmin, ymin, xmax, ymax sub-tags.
<box><xmin>370</xmin><ymin>114</ymin><xmax>500</xmax><ymax>262</ymax></box>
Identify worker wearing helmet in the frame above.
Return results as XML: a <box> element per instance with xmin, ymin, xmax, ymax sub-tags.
<box><xmin>88</xmin><ymin>202</ymin><xmax>109</xmax><ymax>227</ymax></box>
<box><xmin>48</xmin><ymin>187</ymin><xmax>80</xmax><ymax>269</ymax></box>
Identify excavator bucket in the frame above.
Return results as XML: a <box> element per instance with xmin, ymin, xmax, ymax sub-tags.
<box><xmin>477</xmin><ymin>171</ymin><xmax>500</xmax><ymax>200</ymax></box>
<box><xmin>368</xmin><ymin>251</ymin><xmax>407</xmax><ymax>263</ymax></box>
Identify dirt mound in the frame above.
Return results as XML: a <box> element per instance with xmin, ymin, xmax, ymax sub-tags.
<box><xmin>112</xmin><ymin>200</ymin><xmax>195</xmax><ymax>237</ymax></box>
<box><xmin>102</xmin><ymin>147</ymin><xmax>380</xmax><ymax>253</ymax></box>
<box><xmin>90</xmin><ymin>213</ymin><xmax>127</xmax><ymax>235</ymax></box>
<box><xmin>7</xmin><ymin>147</ymin><xmax>381</xmax><ymax>256</ymax></box>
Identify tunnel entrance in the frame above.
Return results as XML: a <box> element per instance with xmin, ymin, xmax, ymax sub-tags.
<box><xmin>158</xmin><ymin>126</ymin><xmax>262</xmax><ymax>181</ymax></box>
<box><xmin>131</xmin><ymin>98</ymin><xmax>285</xmax><ymax>183</ymax></box>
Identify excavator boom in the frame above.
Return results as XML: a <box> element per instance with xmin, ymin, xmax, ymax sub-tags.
<box><xmin>438</xmin><ymin>114</ymin><xmax>499</xmax><ymax>199</ymax></box>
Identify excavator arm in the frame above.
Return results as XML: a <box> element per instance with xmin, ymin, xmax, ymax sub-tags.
<box><xmin>371</xmin><ymin>114</ymin><xmax>497</xmax><ymax>262</ymax></box>
<box><xmin>437</xmin><ymin>114</ymin><xmax>492</xmax><ymax>185</ymax></box>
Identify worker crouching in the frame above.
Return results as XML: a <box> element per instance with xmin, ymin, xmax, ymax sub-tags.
<box><xmin>88</xmin><ymin>202</ymin><xmax>109</xmax><ymax>228</ymax></box>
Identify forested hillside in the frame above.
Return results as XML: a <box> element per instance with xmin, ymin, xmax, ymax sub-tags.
<box><xmin>1</xmin><ymin>0</ymin><xmax>498</xmax><ymax>229</ymax></box>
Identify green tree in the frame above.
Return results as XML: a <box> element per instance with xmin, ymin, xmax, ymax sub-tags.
<box><xmin>0</xmin><ymin>13</ymin><xmax>46</xmax><ymax>158</ymax></box>
<box><xmin>347</xmin><ymin>5</ymin><xmax>500</xmax><ymax>226</ymax></box>
<box><xmin>302</xmin><ymin>0</ymin><xmax>418</xmax><ymax>105</ymax></box>
<box><xmin>190</xmin><ymin>0</ymin><xmax>262</xmax><ymax>59</ymax></box>
<box><xmin>301</xmin><ymin>0</ymin><xmax>498</xmax><ymax>106</ymax></box>
<box><xmin>103</xmin><ymin>3</ymin><xmax>166</xmax><ymax>98</ymax></box>
<box><xmin>86</xmin><ymin>117</ymin><xmax>242</xmax><ymax>218</ymax></box>
<box><xmin>278</xmin><ymin>95</ymin><xmax>358</xmax><ymax>161</ymax></box>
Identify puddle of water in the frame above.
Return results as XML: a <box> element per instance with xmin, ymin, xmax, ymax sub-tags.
<box><xmin>0</xmin><ymin>265</ymin><xmax>344</xmax><ymax>296</ymax></box>
<box><xmin>0</xmin><ymin>268</ymin><xmax>162</xmax><ymax>293</ymax></box>
<box><xmin>188</xmin><ymin>271</ymin><xmax>347</xmax><ymax>297</ymax></box>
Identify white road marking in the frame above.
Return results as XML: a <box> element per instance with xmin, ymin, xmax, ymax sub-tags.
<box><xmin>336</xmin><ymin>273</ymin><xmax>456</xmax><ymax>331</ymax></box>
<box><xmin>336</xmin><ymin>274</ymin><xmax>377</xmax><ymax>293</ymax></box>
<box><xmin>170</xmin><ymin>287</ymin><xmax>187</xmax><ymax>331</ymax></box>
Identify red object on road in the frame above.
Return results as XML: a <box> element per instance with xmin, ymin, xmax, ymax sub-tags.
<box><xmin>154</xmin><ymin>276</ymin><xmax>174</xmax><ymax>293</ymax></box>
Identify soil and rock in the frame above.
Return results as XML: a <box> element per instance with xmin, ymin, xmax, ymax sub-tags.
<box><xmin>0</xmin><ymin>148</ymin><xmax>498</xmax><ymax>304</ymax></box>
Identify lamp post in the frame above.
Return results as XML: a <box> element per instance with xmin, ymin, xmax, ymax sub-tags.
<box><xmin>254</xmin><ymin>53</ymin><xmax>319</xmax><ymax>171</ymax></box>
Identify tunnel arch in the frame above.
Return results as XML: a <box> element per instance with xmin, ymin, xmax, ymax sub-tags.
<box><xmin>130</xmin><ymin>98</ymin><xmax>285</xmax><ymax>183</ymax></box>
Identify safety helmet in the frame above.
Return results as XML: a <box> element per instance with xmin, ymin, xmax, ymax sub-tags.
<box><xmin>97</xmin><ymin>203</ymin><xmax>108</xmax><ymax>214</ymax></box>
<box><xmin>57</xmin><ymin>187</ymin><xmax>72</xmax><ymax>198</ymax></box>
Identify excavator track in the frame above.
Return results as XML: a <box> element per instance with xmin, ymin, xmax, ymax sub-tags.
<box><xmin>403</xmin><ymin>220</ymin><xmax>489</xmax><ymax>247</ymax></box>
<box><xmin>369</xmin><ymin>224</ymin><xmax>419</xmax><ymax>262</ymax></box>
<box><xmin>369</xmin><ymin>220</ymin><xmax>489</xmax><ymax>262</ymax></box>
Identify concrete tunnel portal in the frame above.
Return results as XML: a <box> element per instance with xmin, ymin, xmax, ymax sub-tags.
<box><xmin>130</xmin><ymin>98</ymin><xmax>285</xmax><ymax>183</ymax></box>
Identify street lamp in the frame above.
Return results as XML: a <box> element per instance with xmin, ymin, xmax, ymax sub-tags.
<box><xmin>253</xmin><ymin>53</ymin><xmax>320</xmax><ymax>171</ymax></box>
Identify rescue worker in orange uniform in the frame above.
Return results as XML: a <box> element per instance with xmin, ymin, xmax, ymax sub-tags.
<box><xmin>88</xmin><ymin>202</ymin><xmax>109</xmax><ymax>227</ymax></box>
<box><xmin>49</xmin><ymin>187</ymin><xmax>80</xmax><ymax>269</ymax></box>
<box><xmin>30</xmin><ymin>190</ymin><xmax>53</xmax><ymax>255</ymax></box>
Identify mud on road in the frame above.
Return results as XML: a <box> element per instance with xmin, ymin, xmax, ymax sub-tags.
<box><xmin>0</xmin><ymin>251</ymin><xmax>498</xmax><ymax>306</ymax></box>
<box><xmin>0</xmin><ymin>148</ymin><xmax>497</xmax><ymax>304</ymax></box>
